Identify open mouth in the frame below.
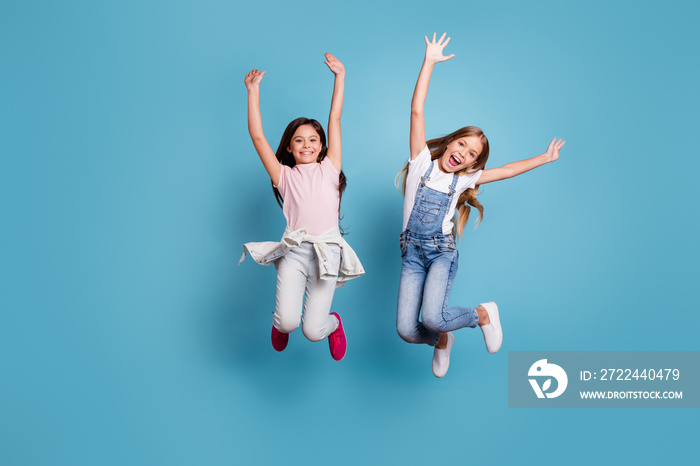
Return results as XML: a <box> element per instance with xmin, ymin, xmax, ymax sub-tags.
<box><xmin>299</xmin><ymin>151</ymin><xmax>314</xmax><ymax>157</ymax></box>
<box><xmin>448</xmin><ymin>155</ymin><xmax>462</xmax><ymax>168</ymax></box>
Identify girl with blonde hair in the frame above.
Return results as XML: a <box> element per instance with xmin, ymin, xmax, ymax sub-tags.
<box><xmin>397</xmin><ymin>33</ymin><xmax>565</xmax><ymax>377</ymax></box>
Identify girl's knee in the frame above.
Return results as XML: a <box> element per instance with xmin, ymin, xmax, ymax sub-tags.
<box><xmin>422</xmin><ymin>311</ymin><xmax>447</xmax><ymax>334</ymax></box>
<box><xmin>301</xmin><ymin>323</ymin><xmax>326</xmax><ymax>342</ymax></box>
<box><xmin>396</xmin><ymin>323</ymin><xmax>421</xmax><ymax>344</ymax></box>
<box><xmin>274</xmin><ymin>313</ymin><xmax>300</xmax><ymax>334</ymax></box>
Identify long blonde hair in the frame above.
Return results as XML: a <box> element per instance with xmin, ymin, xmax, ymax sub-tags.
<box><xmin>397</xmin><ymin>126</ymin><xmax>490</xmax><ymax>241</ymax></box>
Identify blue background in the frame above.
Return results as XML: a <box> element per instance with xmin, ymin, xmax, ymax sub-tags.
<box><xmin>2</xmin><ymin>0</ymin><xmax>698</xmax><ymax>464</ymax></box>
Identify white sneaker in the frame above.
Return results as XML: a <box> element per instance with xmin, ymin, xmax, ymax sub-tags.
<box><xmin>479</xmin><ymin>302</ymin><xmax>502</xmax><ymax>353</ymax></box>
<box><xmin>432</xmin><ymin>332</ymin><xmax>455</xmax><ymax>378</ymax></box>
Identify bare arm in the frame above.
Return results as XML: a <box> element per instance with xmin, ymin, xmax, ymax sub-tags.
<box><xmin>410</xmin><ymin>33</ymin><xmax>455</xmax><ymax>159</ymax></box>
<box><xmin>245</xmin><ymin>69</ymin><xmax>281</xmax><ymax>186</ymax></box>
<box><xmin>324</xmin><ymin>53</ymin><xmax>345</xmax><ymax>172</ymax></box>
<box><xmin>478</xmin><ymin>138</ymin><xmax>566</xmax><ymax>185</ymax></box>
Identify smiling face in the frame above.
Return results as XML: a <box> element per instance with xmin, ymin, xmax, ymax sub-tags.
<box><xmin>438</xmin><ymin>135</ymin><xmax>484</xmax><ymax>173</ymax></box>
<box><xmin>287</xmin><ymin>124</ymin><xmax>323</xmax><ymax>165</ymax></box>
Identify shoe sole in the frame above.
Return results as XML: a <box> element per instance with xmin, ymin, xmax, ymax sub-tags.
<box><xmin>432</xmin><ymin>332</ymin><xmax>454</xmax><ymax>378</ymax></box>
<box><xmin>480</xmin><ymin>302</ymin><xmax>502</xmax><ymax>353</ymax></box>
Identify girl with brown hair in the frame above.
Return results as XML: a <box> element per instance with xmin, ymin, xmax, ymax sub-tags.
<box><xmin>240</xmin><ymin>54</ymin><xmax>364</xmax><ymax>361</ymax></box>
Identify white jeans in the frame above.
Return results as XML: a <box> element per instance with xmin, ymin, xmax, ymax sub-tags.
<box><xmin>273</xmin><ymin>242</ymin><xmax>340</xmax><ymax>341</ymax></box>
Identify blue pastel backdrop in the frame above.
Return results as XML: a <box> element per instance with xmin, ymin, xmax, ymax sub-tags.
<box><xmin>2</xmin><ymin>0</ymin><xmax>698</xmax><ymax>464</ymax></box>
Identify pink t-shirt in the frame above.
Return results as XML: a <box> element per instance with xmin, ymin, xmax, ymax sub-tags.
<box><xmin>275</xmin><ymin>157</ymin><xmax>340</xmax><ymax>236</ymax></box>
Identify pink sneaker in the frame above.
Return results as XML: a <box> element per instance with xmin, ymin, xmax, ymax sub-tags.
<box><xmin>271</xmin><ymin>325</ymin><xmax>289</xmax><ymax>352</ymax></box>
<box><xmin>328</xmin><ymin>312</ymin><xmax>347</xmax><ymax>361</ymax></box>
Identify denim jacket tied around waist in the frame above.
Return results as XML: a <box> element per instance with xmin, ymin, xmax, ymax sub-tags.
<box><xmin>239</xmin><ymin>226</ymin><xmax>365</xmax><ymax>288</ymax></box>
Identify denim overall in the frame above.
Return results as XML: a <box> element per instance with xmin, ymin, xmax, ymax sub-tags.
<box><xmin>396</xmin><ymin>161</ymin><xmax>478</xmax><ymax>346</ymax></box>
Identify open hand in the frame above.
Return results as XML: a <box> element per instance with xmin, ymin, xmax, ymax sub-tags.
<box><xmin>244</xmin><ymin>69</ymin><xmax>266</xmax><ymax>90</ymax></box>
<box><xmin>425</xmin><ymin>32</ymin><xmax>455</xmax><ymax>64</ymax></box>
<box><xmin>324</xmin><ymin>53</ymin><xmax>345</xmax><ymax>76</ymax></box>
<box><xmin>544</xmin><ymin>137</ymin><xmax>566</xmax><ymax>162</ymax></box>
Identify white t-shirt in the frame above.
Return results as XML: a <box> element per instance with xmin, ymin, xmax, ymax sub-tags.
<box><xmin>402</xmin><ymin>145</ymin><xmax>482</xmax><ymax>234</ymax></box>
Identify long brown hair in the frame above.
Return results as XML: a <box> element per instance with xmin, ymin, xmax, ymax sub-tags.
<box><xmin>273</xmin><ymin>117</ymin><xmax>347</xmax><ymax>221</ymax></box>
<box><xmin>396</xmin><ymin>126</ymin><xmax>489</xmax><ymax>241</ymax></box>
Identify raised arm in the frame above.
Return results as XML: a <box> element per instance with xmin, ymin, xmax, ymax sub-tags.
<box><xmin>245</xmin><ymin>69</ymin><xmax>281</xmax><ymax>186</ymax></box>
<box><xmin>410</xmin><ymin>32</ymin><xmax>455</xmax><ymax>159</ymax></box>
<box><xmin>324</xmin><ymin>53</ymin><xmax>345</xmax><ymax>172</ymax></box>
<box><xmin>477</xmin><ymin>138</ymin><xmax>566</xmax><ymax>185</ymax></box>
